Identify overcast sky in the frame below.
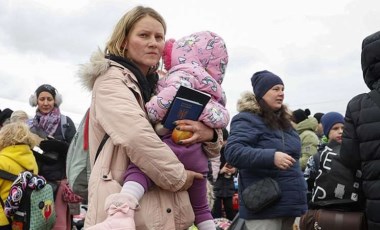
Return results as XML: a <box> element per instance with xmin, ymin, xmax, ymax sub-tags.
<box><xmin>1</xmin><ymin>0</ymin><xmax>380</xmax><ymax>125</ymax></box>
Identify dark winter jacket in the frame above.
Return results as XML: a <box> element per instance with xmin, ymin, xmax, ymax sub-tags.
<box><xmin>224</xmin><ymin>92</ymin><xmax>307</xmax><ymax>220</ymax></box>
<box><xmin>340</xmin><ymin>30</ymin><xmax>380</xmax><ymax>230</ymax></box>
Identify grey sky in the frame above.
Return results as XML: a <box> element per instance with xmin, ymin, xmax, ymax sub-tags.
<box><xmin>1</xmin><ymin>0</ymin><xmax>380</xmax><ymax>125</ymax></box>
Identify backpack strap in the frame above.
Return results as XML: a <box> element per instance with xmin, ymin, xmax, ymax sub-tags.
<box><xmin>0</xmin><ymin>169</ymin><xmax>17</xmax><ymax>182</ymax></box>
<box><xmin>94</xmin><ymin>133</ymin><xmax>110</xmax><ymax>163</ymax></box>
<box><xmin>81</xmin><ymin>108</ymin><xmax>109</xmax><ymax>163</ymax></box>
<box><xmin>83</xmin><ymin>109</ymin><xmax>90</xmax><ymax>151</ymax></box>
<box><xmin>60</xmin><ymin>114</ymin><xmax>68</xmax><ymax>141</ymax></box>
<box><xmin>369</xmin><ymin>90</ymin><xmax>380</xmax><ymax>108</ymax></box>
<box><xmin>0</xmin><ymin>170</ymin><xmax>17</xmax><ymax>217</ymax></box>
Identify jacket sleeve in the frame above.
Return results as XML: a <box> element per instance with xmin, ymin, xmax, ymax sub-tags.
<box><xmin>93</xmin><ymin>71</ymin><xmax>186</xmax><ymax>192</ymax></box>
<box><xmin>224</xmin><ymin>112</ymin><xmax>276</xmax><ymax>169</ymax></box>
<box><xmin>199</xmin><ymin>99</ymin><xmax>230</xmax><ymax>129</ymax></box>
<box><xmin>202</xmin><ymin>128</ymin><xmax>223</xmax><ymax>158</ymax></box>
<box><xmin>300</xmin><ymin>131</ymin><xmax>319</xmax><ymax>171</ymax></box>
<box><xmin>340</xmin><ymin>100</ymin><xmax>361</xmax><ymax>170</ymax></box>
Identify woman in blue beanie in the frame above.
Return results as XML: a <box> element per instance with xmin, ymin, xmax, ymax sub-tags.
<box><xmin>224</xmin><ymin>70</ymin><xmax>307</xmax><ymax>229</ymax></box>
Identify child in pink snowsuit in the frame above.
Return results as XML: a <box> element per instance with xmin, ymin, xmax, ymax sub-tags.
<box><xmin>126</xmin><ymin>31</ymin><xmax>229</xmax><ymax>230</ymax></box>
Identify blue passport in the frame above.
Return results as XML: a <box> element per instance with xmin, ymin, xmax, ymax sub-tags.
<box><xmin>162</xmin><ymin>86</ymin><xmax>211</xmax><ymax>130</ymax></box>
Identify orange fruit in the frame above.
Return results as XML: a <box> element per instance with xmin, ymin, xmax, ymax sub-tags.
<box><xmin>171</xmin><ymin>128</ymin><xmax>193</xmax><ymax>143</ymax></box>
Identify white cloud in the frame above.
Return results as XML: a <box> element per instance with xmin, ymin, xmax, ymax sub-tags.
<box><xmin>1</xmin><ymin>0</ymin><xmax>380</xmax><ymax>125</ymax></box>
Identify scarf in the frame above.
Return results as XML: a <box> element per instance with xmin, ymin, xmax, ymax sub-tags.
<box><xmin>107</xmin><ymin>54</ymin><xmax>158</xmax><ymax>103</ymax></box>
<box><xmin>32</xmin><ymin>107</ymin><xmax>61</xmax><ymax>137</ymax></box>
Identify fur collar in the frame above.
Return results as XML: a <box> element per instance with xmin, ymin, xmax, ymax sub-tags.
<box><xmin>78</xmin><ymin>49</ymin><xmax>111</xmax><ymax>91</ymax></box>
<box><xmin>236</xmin><ymin>91</ymin><xmax>261</xmax><ymax>114</ymax></box>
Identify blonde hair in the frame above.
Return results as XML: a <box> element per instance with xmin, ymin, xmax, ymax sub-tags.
<box><xmin>0</xmin><ymin>122</ymin><xmax>37</xmax><ymax>150</ymax></box>
<box><xmin>10</xmin><ymin>110</ymin><xmax>29</xmax><ymax>123</ymax></box>
<box><xmin>105</xmin><ymin>6</ymin><xmax>167</xmax><ymax>57</ymax></box>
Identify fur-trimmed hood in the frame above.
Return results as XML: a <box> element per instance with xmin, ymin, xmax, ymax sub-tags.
<box><xmin>236</xmin><ymin>91</ymin><xmax>261</xmax><ymax>114</ymax></box>
<box><xmin>78</xmin><ymin>49</ymin><xmax>112</xmax><ymax>91</ymax></box>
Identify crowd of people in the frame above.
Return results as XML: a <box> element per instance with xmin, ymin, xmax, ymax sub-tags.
<box><xmin>0</xmin><ymin>4</ymin><xmax>380</xmax><ymax>230</ymax></box>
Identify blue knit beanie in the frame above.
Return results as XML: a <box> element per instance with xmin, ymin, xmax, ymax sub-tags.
<box><xmin>321</xmin><ymin>112</ymin><xmax>345</xmax><ymax>136</ymax></box>
<box><xmin>251</xmin><ymin>70</ymin><xmax>284</xmax><ymax>99</ymax></box>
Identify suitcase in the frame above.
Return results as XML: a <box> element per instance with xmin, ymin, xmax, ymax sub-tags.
<box><xmin>300</xmin><ymin>209</ymin><xmax>367</xmax><ymax>230</ymax></box>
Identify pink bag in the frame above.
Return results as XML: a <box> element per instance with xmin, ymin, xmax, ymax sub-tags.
<box><xmin>62</xmin><ymin>182</ymin><xmax>83</xmax><ymax>203</ymax></box>
<box><xmin>53</xmin><ymin>180</ymin><xmax>72</xmax><ymax>230</ymax></box>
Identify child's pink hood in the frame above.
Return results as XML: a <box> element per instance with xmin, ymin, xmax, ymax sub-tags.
<box><xmin>163</xmin><ymin>31</ymin><xmax>228</xmax><ymax>85</ymax></box>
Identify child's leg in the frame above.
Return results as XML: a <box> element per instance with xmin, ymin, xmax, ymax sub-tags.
<box><xmin>188</xmin><ymin>177</ymin><xmax>215</xmax><ymax>230</ymax></box>
<box><xmin>122</xmin><ymin>163</ymin><xmax>153</xmax><ymax>200</ymax></box>
<box><xmin>86</xmin><ymin>163</ymin><xmax>152</xmax><ymax>230</ymax></box>
<box><xmin>211</xmin><ymin>197</ymin><xmax>223</xmax><ymax>218</ymax></box>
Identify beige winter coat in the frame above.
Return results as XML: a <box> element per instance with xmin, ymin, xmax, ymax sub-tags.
<box><xmin>80</xmin><ymin>51</ymin><xmax>221</xmax><ymax>230</ymax></box>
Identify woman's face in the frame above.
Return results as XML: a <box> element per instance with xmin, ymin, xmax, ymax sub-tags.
<box><xmin>262</xmin><ymin>84</ymin><xmax>284</xmax><ymax>111</ymax></box>
<box><xmin>37</xmin><ymin>91</ymin><xmax>55</xmax><ymax>114</ymax></box>
<box><xmin>124</xmin><ymin>15</ymin><xmax>165</xmax><ymax>75</ymax></box>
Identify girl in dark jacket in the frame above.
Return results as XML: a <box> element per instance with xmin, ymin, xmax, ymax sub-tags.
<box><xmin>224</xmin><ymin>70</ymin><xmax>307</xmax><ymax>230</ymax></box>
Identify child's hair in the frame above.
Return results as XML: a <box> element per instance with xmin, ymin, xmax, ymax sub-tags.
<box><xmin>0</xmin><ymin>122</ymin><xmax>37</xmax><ymax>150</ymax></box>
<box><xmin>10</xmin><ymin>110</ymin><xmax>29</xmax><ymax>123</ymax></box>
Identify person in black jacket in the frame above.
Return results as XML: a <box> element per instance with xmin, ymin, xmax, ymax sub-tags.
<box><xmin>340</xmin><ymin>30</ymin><xmax>380</xmax><ymax>230</ymax></box>
<box><xmin>29</xmin><ymin>84</ymin><xmax>77</xmax><ymax>230</ymax></box>
<box><xmin>212</xmin><ymin>128</ymin><xmax>237</xmax><ymax>221</ymax></box>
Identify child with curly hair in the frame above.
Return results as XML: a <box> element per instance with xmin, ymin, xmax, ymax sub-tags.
<box><xmin>0</xmin><ymin>122</ymin><xmax>39</xmax><ymax>228</ymax></box>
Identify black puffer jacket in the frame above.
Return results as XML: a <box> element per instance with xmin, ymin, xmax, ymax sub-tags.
<box><xmin>340</xmin><ymin>30</ymin><xmax>380</xmax><ymax>230</ymax></box>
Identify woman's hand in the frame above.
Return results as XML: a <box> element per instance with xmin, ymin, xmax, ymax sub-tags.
<box><xmin>220</xmin><ymin>163</ymin><xmax>236</xmax><ymax>174</ymax></box>
<box><xmin>173</xmin><ymin>120</ymin><xmax>214</xmax><ymax>145</ymax></box>
<box><xmin>179</xmin><ymin>170</ymin><xmax>204</xmax><ymax>191</ymax></box>
<box><xmin>274</xmin><ymin>151</ymin><xmax>296</xmax><ymax>170</ymax></box>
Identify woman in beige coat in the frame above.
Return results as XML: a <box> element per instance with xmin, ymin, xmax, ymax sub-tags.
<box><xmin>79</xmin><ymin>6</ymin><xmax>222</xmax><ymax>230</ymax></box>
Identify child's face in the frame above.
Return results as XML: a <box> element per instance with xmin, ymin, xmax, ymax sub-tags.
<box><xmin>328</xmin><ymin>123</ymin><xmax>344</xmax><ymax>143</ymax></box>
